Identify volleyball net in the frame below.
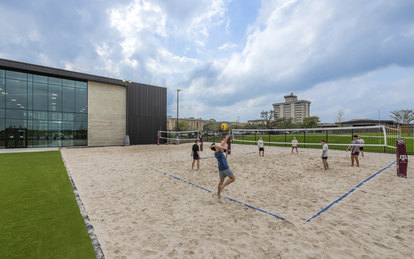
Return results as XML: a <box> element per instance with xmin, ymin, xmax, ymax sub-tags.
<box><xmin>231</xmin><ymin>125</ymin><xmax>404</xmax><ymax>153</ymax></box>
<box><xmin>158</xmin><ymin>130</ymin><xmax>200</xmax><ymax>144</ymax></box>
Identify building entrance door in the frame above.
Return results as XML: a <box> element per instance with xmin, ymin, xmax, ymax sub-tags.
<box><xmin>5</xmin><ymin>128</ymin><xmax>28</xmax><ymax>148</ymax></box>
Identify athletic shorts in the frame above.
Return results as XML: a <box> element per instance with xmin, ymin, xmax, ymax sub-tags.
<box><xmin>259</xmin><ymin>147</ymin><xmax>264</xmax><ymax>151</ymax></box>
<box><xmin>352</xmin><ymin>152</ymin><xmax>360</xmax><ymax>156</ymax></box>
<box><xmin>219</xmin><ymin>168</ymin><xmax>234</xmax><ymax>178</ymax></box>
<box><xmin>193</xmin><ymin>155</ymin><xmax>199</xmax><ymax>160</ymax></box>
<box><xmin>322</xmin><ymin>157</ymin><xmax>328</xmax><ymax>160</ymax></box>
<box><xmin>359</xmin><ymin>147</ymin><xmax>364</xmax><ymax>151</ymax></box>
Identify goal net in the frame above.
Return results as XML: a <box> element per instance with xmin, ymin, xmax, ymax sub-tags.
<box><xmin>231</xmin><ymin>125</ymin><xmax>398</xmax><ymax>153</ymax></box>
<box><xmin>158</xmin><ymin>130</ymin><xmax>200</xmax><ymax>144</ymax></box>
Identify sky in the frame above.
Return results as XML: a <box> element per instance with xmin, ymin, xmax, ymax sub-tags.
<box><xmin>1</xmin><ymin>0</ymin><xmax>413</xmax><ymax>123</ymax></box>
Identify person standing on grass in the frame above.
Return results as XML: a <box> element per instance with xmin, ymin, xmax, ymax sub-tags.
<box><xmin>258</xmin><ymin>136</ymin><xmax>265</xmax><ymax>157</ymax></box>
<box><xmin>346</xmin><ymin>135</ymin><xmax>360</xmax><ymax>167</ymax></box>
<box><xmin>358</xmin><ymin>136</ymin><xmax>365</xmax><ymax>157</ymax></box>
<box><xmin>291</xmin><ymin>137</ymin><xmax>299</xmax><ymax>154</ymax></box>
<box><xmin>321</xmin><ymin>140</ymin><xmax>329</xmax><ymax>170</ymax></box>
<box><xmin>210</xmin><ymin>143</ymin><xmax>235</xmax><ymax>199</ymax></box>
<box><xmin>191</xmin><ymin>139</ymin><xmax>201</xmax><ymax>170</ymax></box>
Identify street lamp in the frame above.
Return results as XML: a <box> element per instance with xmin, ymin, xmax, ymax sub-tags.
<box><xmin>123</xmin><ymin>80</ymin><xmax>132</xmax><ymax>146</ymax></box>
<box><xmin>176</xmin><ymin>89</ymin><xmax>183</xmax><ymax>131</ymax></box>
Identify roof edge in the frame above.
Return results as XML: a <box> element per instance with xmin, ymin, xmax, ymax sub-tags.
<box><xmin>0</xmin><ymin>58</ymin><xmax>166</xmax><ymax>89</ymax></box>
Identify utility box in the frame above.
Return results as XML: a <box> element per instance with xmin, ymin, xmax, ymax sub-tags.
<box><xmin>396</xmin><ymin>140</ymin><xmax>408</xmax><ymax>178</ymax></box>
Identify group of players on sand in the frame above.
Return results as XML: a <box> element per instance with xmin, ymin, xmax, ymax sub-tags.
<box><xmin>191</xmin><ymin>135</ymin><xmax>234</xmax><ymax>198</ymax></box>
<box><xmin>191</xmin><ymin>134</ymin><xmax>365</xmax><ymax>198</ymax></box>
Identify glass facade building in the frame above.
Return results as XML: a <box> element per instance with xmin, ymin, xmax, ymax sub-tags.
<box><xmin>0</xmin><ymin>68</ymin><xmax>88</xmax><ymax>148</ymax></box>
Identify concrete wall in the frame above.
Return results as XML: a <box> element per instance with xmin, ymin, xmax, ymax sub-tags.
<box><xmin>88</xmin><ymin>81</ymin><xmax>126</xmax><ymax>146</ymax></box>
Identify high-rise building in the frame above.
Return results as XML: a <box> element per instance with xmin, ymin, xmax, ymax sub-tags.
<box><xmin>273</xmin><ymin>93</ymin><xmax>311</xmax><ymax>123</ymax></box>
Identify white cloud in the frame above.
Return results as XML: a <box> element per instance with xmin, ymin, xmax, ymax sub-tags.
<box><xmin>218</xmin><ymin>43</ymin><xmax>237</xmax><ymax>50</ymax></box>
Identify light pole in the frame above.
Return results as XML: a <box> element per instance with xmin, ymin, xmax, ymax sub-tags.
<box><xmin>123</xmin><ymin>80</ymin><xmax>132</xmax><ymax>146</ymax></box>
<box><xmin>176</xmin><ymin>89</ymin><xmax>183</xmax><ymax>131</ymax></box>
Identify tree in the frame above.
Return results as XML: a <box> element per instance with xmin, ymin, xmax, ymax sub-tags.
<box><xmin>173</xmin><ymin>120</ymin><xmax>191</xmax><ymax>131</ymax></box>
<box><xmin>390</xmin><ymin>109</ymin><xmax>414</xmax><ymax>124</ymax></box>
<box><xmin>302</xmin><ymin>116</ymin><xmax>320</xmax><ymax>128</ymax></box>
<box><xmin>336</xmin><ymin>111</ymin><xmax>344</xmax><ymax>126</ymax></box>
<box><xmin>272</xmin><ymin>118</ymin><xmax>299</xmax><ymax>129</ymax></box>
<box><xmin>203</xmin><ymin>121</ymin><xmax>220</xmax><ymax>132</ymax></box>
<box><xmin>260</xmin><ymin>110</ymin><xmax>274</xmax><ymax>129</ymax></box>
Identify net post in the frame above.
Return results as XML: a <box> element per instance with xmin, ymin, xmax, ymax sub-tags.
<box><xmin>304</xmin><ymin>132</ymin><xmax>306</xmax><ymax>148</ymax></box>
<box><xmin>284</xmin><ymin>134</ymin><xmax>286</xmax><ymax>147</ymax></box>
<box><xmin>326</xmin><ymin>130</ymin><xmax>328</xmax><ymax>143</ymax></box>
<box><xmin>383</xmin><ymin>125</ymin><xmax>387</xmax><ymax>153</ymax></box>
<box><xmin>268</xmin><ymin>131</ymin><xmax>270</xmax><ymax>147</ymax></box>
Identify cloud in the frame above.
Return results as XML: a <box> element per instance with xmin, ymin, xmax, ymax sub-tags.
<box><xmin>175</xmin><ymin>0</ymin><xmax>414</xmax><ymax>121</ymax></box>
<box><xmin>218</xmin><ymin>43</ymin><xmax>237</xmax><ymax>51</ymax></box>
<box><xmin>1</xmin><ymin>0</ymin><xmax>413</xmax><ymax>123</ymax></box>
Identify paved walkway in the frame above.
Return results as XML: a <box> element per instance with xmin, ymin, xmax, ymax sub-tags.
<box><xmin>0</xmin><ymin>147</ymin><xmax>59</xmax><ymax>154</ymax></box>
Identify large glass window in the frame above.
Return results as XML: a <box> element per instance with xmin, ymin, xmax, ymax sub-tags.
<box><xmin>0</xmin><ymin>69</ymin><xmax>88</xmax><ymax>148</ymax></box>
<box><xmin>33</xmin><ymin>82</ymin><xmax>48</xmax><ymax>110</ymax></box>
<box><xmin>63</xmin><ymin>86</ymin><xmax>76</xmax><ymax>112</ymax></box>
<box><xmin>0</xmin><ymin>77</ymin><xmax>5</xmax><ymax>108</ymax></box>
<box><xmin>6</xmin><ymin>79</ymin><xmax>27</xmax><ymax>110</ymax></box>
<box><xmin>49</xmin><ymin>84</ymin><xmax>62</xmax><ymax>112</ymax></box>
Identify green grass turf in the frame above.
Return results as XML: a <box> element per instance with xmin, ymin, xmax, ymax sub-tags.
<box><xmin>0</xmin><ymin>151</ymin><xmax>95</xmax><ymax>259</ymax></box>
<box><xmin>232</xmin><ymin>133</ymin><xmax>414</xmax><ymax>154</ymax></box>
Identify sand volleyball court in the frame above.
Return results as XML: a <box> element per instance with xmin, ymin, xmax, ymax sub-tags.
<box><xmin>61</xmin><ymin>144</ymin><xmax>414</xmax><ymax>258</ymax></box>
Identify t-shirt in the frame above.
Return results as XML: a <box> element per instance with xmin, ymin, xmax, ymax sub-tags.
<box><xmin>359</xmin><ymin>139</ymin><xmax>365</xmax><ymax>146</ymax></box>
<box><xmin>258</xmin><ymin>139</ymin><xmax>264</xmax><ymax>148</ymax></box>
<box><xmin>215</xmin><ymin>150</ymin><xmax>229</xmax><ymax>171</ymax></box>
<box><xmin>322</xmin><ymin>144</ymin><xmax>328</xmax><ymax>157</ymax></box>
<box><xmin>192</xmin><ymin>144</ymin><xmax>199</xmax><ymax>154</ymax></box>
<box><xmin>351</xmin><ymin>140</ymin><xmax>360</xmax><ymax>153</ymax></box>
<box><xmin>292</xmin><ymin>139</ymin><xmax>298</xmax><ymax>147</ymax></box>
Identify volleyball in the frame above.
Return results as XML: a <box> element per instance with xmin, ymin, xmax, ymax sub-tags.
<box><xmin>221</xmin><ymin>123</ymin><xmax>228</xmax><ymax>131</ymax></box>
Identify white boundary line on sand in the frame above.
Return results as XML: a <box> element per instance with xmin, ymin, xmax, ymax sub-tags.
<box><xmin>60</xmin><ymin>150</ymin><xmax>105</xmax><ymax>259</ymax></box>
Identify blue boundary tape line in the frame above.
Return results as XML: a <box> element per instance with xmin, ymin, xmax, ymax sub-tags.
<box><xmin>223</xmin><ymin>196</ymin><xmax>286</xmax><ymax>221</ymax></box>
<box><xmin>151</xmin><ymin>166</ymin><xmax>286</xmax><ymax>221</ymax></box>
<box><xmin>304</xmin><ymin>160</ymin><xmax>396</xmax><ymax>224</ymax></box>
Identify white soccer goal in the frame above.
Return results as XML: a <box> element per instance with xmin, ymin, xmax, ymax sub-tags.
<box><xmin>158</xmin><ymin>130</ymin><xmax>200</xmax><ymax>144</ymax></box>
<box><xmin>231</xmin><ymin>125</ymin><xmax>399</xmax><ymax>152</ymax></box>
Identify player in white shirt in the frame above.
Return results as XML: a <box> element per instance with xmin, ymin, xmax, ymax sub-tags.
<box><xmin>358</xmin><ymin>136</ymin><xmax>365</xmax><ymax>157</ymax></box>
<box><xmin>258</xmin><ymin>136</ymin><xmax>264</xmax><ymax>157</ymax></box>
<box><xmin>291</xmin><ymin>137</ymin><xmax>299</xmax><ymax>154</ymax></box>
<box><xmin>321</xmin><ymin>140</ymin><xmax>329</xmax><ymax>171</ymax></box>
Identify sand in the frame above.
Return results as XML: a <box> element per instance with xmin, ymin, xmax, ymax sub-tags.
<box><xmin>61</xmin><ymin>144</ymin><xmax>414</xmax><ymax>258</ymax></box>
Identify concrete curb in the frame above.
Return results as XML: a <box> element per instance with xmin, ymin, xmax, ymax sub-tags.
<box><xmin>60</xmin><ymin>150</ymin><xmax>105</xmax><ymax>259</ymax></box>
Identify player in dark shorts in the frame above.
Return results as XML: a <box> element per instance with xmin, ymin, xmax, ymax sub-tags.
<box><xmin>210</xmin><ymin>143</ymin><xmax>235</xmax><ymax>199</ymax></box>
<box><xmin>321</xmin><ymin>140</ymin><xmax>329</xmax><ymax>170</ymax></box>
<box><xmin>346</xmin><ymin>135</ymin><xmax>360</xmax><ymax>167</ymax></box>
<box><xmin>191</xmin><ymin>139</ymin><xmax>201</xmax><ymax>170</ymax></box>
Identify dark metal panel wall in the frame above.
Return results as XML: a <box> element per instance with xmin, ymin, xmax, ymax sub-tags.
<box><xmin>127</xmin><ymin>84</ymin><xmax>167</xmax><ymax>144</ymax></box>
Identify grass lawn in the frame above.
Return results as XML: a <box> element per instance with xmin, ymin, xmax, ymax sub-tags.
<box><xmin>0</xmin><ymin>151</ymin><xmax>95</xmax><ymax>259</ymax></box>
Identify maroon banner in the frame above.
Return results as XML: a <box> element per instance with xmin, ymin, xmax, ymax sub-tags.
<box><xmin>227</xmin><ymin>136</ymin><xmax>231</xmax><ymax>155</ymax></box>
<box><xmin>200</xmin><ymin>136</ymin><xmax>203</xmax><ymax>151</ymax></box>
<box><xmin>157</xmin><ymin>134</ymin><xmax>160</xmax><ymax>146</ymax></box>
<box><xmin>396</xmin><ymin>140</ymin><xmax>408</xmax><ymax>178</ymax></box>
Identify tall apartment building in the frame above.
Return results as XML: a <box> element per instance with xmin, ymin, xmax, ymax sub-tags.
<box><xmin>273</xmin><ymin>93</ymin><xmax>311</xmax><ymax>123</ymax></box>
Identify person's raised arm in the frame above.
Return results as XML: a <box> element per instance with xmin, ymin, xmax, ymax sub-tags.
<box><xmin>211</xmin><ymin>143</ymin><xmax>225</xmax><ymax>152</ymax></box>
